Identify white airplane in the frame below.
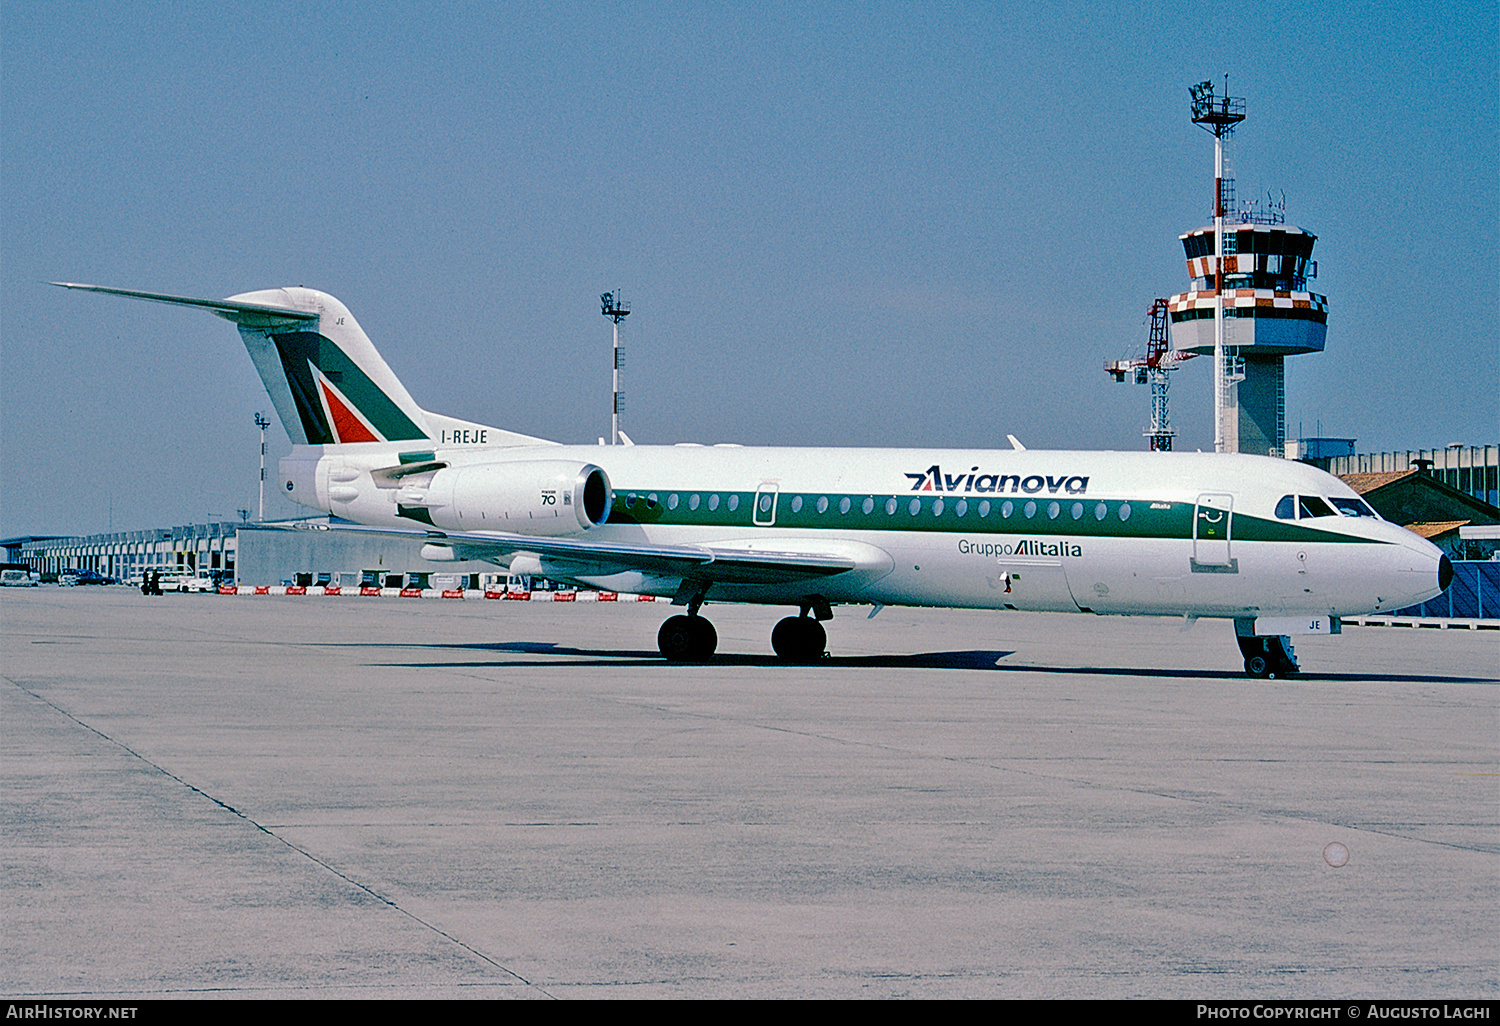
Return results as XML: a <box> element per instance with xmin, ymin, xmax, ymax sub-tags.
<box><xmin>55</xmin><ymin>283</ymin><xmax>1452</xmax><ymax>676</ymax></box>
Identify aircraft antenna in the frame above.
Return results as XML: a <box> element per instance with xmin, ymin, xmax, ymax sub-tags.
<box><xmin>1190</xmin><ymin>76</ymin><xmax>1245</xmax><ymax>454</ymax></box>
<box><xmin>601</xmin><ymin>290</ymin><xmax>631</xmax><ymax>445</ymax></box>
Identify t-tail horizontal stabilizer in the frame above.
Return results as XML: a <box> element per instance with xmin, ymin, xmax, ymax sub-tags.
<box><xmin>51</xmin><ymin>282</ymin><xmax>319</xmax><ymax>328</ymax></box>
<box><xmin>53</xmin><ymin>282</ymin><xmax>549</xmax><ymax>450</ymax></box>
<box><xmin>54</xmin><ymin>281</ymin><xmax>432</xmax><ymax>445</ymax></box>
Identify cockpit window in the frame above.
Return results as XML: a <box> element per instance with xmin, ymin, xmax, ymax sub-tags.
<box><xmin>1330</xmin><ymin>496</ymin><xmax>1378</xmax><ymax>518</ymax></box>
<box><xmin>1275</xmin><ymin>495</ymin><xmax>1296</xmax><ymax>520</ymax></box>
<box><xmin>1298</xmin><ymin>495</ymin><xmax>1336</xmax><ymax>519</ymax></box>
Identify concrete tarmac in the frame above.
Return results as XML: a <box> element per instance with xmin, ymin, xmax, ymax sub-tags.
<box><xmin>2</xmin><ymin>589</ymin><xmax>1496</xmax><ymax>999</ymax></box>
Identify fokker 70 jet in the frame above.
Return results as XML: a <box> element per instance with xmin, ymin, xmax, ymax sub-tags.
<box><xmin>55</xmin><ymin>283</ymin><xmax>1452</xmax><ymax>676</ymax></box>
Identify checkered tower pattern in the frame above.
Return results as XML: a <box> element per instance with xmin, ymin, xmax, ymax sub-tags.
<box><xmin>1168</xmin><ymin>223</ymin><xmax>1329</xmax><ymax>457</ymax></box>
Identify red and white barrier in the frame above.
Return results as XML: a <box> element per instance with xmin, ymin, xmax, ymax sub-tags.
<box><xmin>213</xmin><ymin>586</ymin><xmax>661</xmax><ymax>602</ymax></box>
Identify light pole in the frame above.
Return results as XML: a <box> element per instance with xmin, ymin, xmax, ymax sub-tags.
<box><xmin>254</xmin><ymin>411</ymin><xmax>270</xmax><ymax>521</ymax></box>
<box><xmin>601</xmin><ymin>291</ymin><xmax>630</xmax><ymax>445</ymax></box>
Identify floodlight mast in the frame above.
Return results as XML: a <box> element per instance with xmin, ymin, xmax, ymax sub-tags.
<box><xmin>1190</xmin><ymin>77</ymin><xmax>1246</xmax><ymax>454</ymax></box>
<box><xmin>601</xmin><ymin>290</ymin><xmax>630</xmax><ymax>445</ymax></box>
<box><xmin>254</xmin><ymin>411</ymin><xmax>270</xmax><ymax>521</ymax></box>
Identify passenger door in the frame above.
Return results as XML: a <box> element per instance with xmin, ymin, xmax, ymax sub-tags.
<box><xmin>1193</xmin><ymin>493</ymin><xmax>1235</xmax><ymax>569</ymax></box>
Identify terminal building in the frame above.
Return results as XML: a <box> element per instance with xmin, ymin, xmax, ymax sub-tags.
<box><xmin>4</xmin><ymin>520</ymin><xmax>502</xmax><ymax>590</ymax></box>
<box><xmin>1326</xmin><ymin>444</ymin><xmax>1498</xmax><ymax>508</ymax></box>
<box><xmin>7</xmin><ymin>523</ymin><xmax>238</xmax><ymax>582</ymax></box>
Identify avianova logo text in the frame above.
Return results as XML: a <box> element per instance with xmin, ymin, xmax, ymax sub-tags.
<box><xmin>958</xmin><ymin>539</ymin><xmax>1083</xmax><ymax>558</ymax></box>
<box><xmin>905</xmin><ymin>464</ymin><xmax>1089</xmax><ymax>495</ymax></box>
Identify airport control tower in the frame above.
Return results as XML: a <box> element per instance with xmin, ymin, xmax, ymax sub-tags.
<box><xmin>1170</xmin><ymin>80</ymin><xmax>1328</xmax><ymax>456</ymax></box>
<box><xmin>1168</xmin><ymin>220</ymin><xmax>1327</xmax><ymax>455</ymax></box>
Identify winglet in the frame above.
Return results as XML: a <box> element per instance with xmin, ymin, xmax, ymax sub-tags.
<box><xmin>1007</xmin><ymin>434</ymin><xmax>1026</xmax><ymax>451</ymax></box>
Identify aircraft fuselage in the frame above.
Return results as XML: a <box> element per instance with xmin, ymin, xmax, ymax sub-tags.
<box><xmin>281</xmin><ymin>441</ymin><xmax>1445</xmax><ymax>621</ymax></box>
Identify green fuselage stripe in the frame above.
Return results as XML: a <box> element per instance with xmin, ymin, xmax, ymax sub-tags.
<box><xmin>607</xmin><ymin>490</ymin><xmax>1380</xmax><ymax>544</ymax></box>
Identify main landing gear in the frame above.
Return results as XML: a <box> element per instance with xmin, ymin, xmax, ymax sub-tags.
<box><xmin>770</xmin><ymin>615</ymin><xmax>826</xmax><ymax>663</ymax></box>
<box><xmin>657</xmin><ymin>593</ymin><xmax>832</xmax><ymax>664</ymax></box>
<box><xmin>1236</xmin><ymin>633</ymin><xmax>1300</xmax><ymax>679</ymax></box>
<box><xmin>658</xmin><ymin>582</ymin><xmax>718</xmax><ymax>663</ymax></box>
<box><xmin>657</xmin><ymin>614</ymin><xmax>718</xmax><ymax>663</ymax></box>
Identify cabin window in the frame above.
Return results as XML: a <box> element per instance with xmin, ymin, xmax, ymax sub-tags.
<box><xmin>668</xmin><ymin>494</ymin><xmax>679</xmax><ymax>510</ymax></box>
<box><xmin>1118</xmin><ymin>502</ymin><xmax>1132</xmax><ymax>521</ymax></box>
<box><xmin>1330</xmin><ymin>496</ymin><xmax>1377</xmax><ymax>518</ymax></box>
<box><xmin>1071</xmin><ymin>502</ymin><xmax>1084</xmax><ymax>520</ymax></box>
<box><xmin>1001</xmin><ymin>500</ymin><xmax>1013</xmax><ymax>518</ymax></box>
<box><xmin>1275</xmin><ymin>495</ymin><xmax>1295</xmax><ymax>519</ymax></box>
<box><xmin>909</xmin><ymin>498</ymin><xmax>922</xmax><ymax>516</ymax></box>
<box><xmin>978</xmin><ymin>500</ymin><xmax>991</xmax><ymax>517</ymax></box>
<box><xmin>727</xmin><ymin>495</ymin><xmax>740</xmax><ymax>512</ymax></box>
<box><xmin>790</xmin><ymin>495</ymin><xmax>803</xmax><ymax>513</ymax></box>
<box><xmin>1047</xmin><ymin>501</ymin><xmax>1061</xmax><ymax>519</ymax></box>
<box><xmin>1298</xmin><ymin>495</ymin><xmax>1335</xmax><ymax>519</ymax></box>
<box><xmin>1024</xmin><ymin>501</ymin><xmax>1037</xmax><ymax>518</ymax></box>
<box><xmin>840</xmin><ymin>497</ymin><xmax>851</xmax><ymax>514</ymax></box>
<box><xmin>1094</xmin><ymin>502</ymin><xmax>1108</xmax><ymax>520</ymax></box>
<box><xmin>955</xmin><ymin>499</ymin><xmax>967</xmax><ymax>517</ymax></box>
<box><xmin>885</xmin><ymin>497</ymin><xmax>898</xmax><ymax>515</ymax></box>
<box><xmin>817</xmin><ymin>496</ymin><xmax>829</xmax><ymax>513</ymax></box>
<box><xmin>708</xmin><ymin>494</ymin><xmax>719</xmax><ymax>511</ymax></box>
<box><xmin>863</xmin><ymin>497</ymin><xmax>875</xmax><ymax>514</ymax></box>
<box><xmin>758</xmin><ymin>494</ymin><xmax>773</xmax><ymax>514</ymax></box>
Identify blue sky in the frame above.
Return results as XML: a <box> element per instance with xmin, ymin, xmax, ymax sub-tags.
<box><xmin>3</xmin><ymin>1</ymin><xmax>1495</xmax><ymax>537</ymax></box>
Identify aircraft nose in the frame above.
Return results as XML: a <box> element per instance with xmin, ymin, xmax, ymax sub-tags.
<box><xmin>1382</xmin><ymin>531</ymin><xmax>1451</xmax><ymax>611</ymax></box>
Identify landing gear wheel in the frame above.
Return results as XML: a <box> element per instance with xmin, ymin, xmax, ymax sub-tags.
<box><xmin>658</xmin><ymin>615</ymin><xmax>717</xmax><ymax>663</ymax></box>
<box><xmin>1237</xmin><ymin>634</ymin><xmax>1299</xmax><ymax>679</ymax></box>
<box><xmin>771</xmin><ymin>616</ymin><xmax>826</xmax><ymax>663</ymax></box>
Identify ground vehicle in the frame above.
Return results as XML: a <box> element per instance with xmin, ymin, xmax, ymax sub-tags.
<box><xmin>1</xmin><ymin>569</ymin><xmax>38</xmax><ymax>587</ymax></box>
<box><xmin>61</xmin><ymin>569</ymin><xmax>114</xmax><ymax>586</ymax></box>
<box><xmin>157</xmin><ymin>569</ymin><xmax>213</xmax><ymax>593</ymax></box>
<box><xmin>129</xmin><ymin>568</ymin><xmax>213</xmax><ymax>593</ymax></box>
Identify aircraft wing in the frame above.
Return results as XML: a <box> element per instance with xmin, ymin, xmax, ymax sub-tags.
<box><xmin>288</xmin><ymin>522</ymin><xmax>858</xmax><ymax>586</ymax></box>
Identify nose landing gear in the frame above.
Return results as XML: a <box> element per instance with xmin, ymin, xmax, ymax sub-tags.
<box><xmin>1237</xmin><ymin>634</ymin><xmax>1300</xmax><ymax>678</ymax></box>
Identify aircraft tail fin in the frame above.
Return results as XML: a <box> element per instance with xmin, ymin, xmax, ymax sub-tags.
<box><xmin>53</xmin><ymin>283</ymin><xmax>549</xmax><ymax>448</ymax></box>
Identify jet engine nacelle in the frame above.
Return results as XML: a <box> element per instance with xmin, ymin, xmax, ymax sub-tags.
<box><xmin>413</xmin><ymin>461</ymin><xmax>612</xmax><ymax>536</ymax></box>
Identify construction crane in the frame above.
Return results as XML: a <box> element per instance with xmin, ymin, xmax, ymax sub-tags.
<box><xmin>1105</xmin><ymin>298</ymin><xmax>1196</xmax><ymax>451</ymax></box>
